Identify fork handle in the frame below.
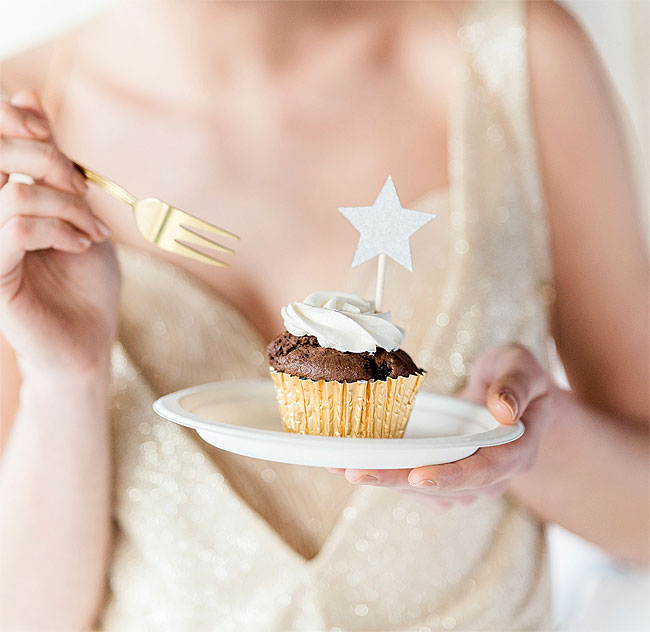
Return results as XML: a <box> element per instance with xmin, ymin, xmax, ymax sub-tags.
<box><xmin>73</xmin><ymin>162</ymin><xmax>137</xmax><ymax>207</ymax></box>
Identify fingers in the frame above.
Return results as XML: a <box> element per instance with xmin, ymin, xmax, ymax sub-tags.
<box><xmin>340</xmin><ymin>457</ymin><xmax>515</xmax><ymax>493</ymax></box>
<box><xmin>409</xmin><ymin>449</ymin><xmax>507</xmax><ymax>490</ymax></box>
<box><xmin>0</xmin><ymin>100</ymin><xmax>50</xmax><ymax>140</ymax></box>
<box><xmin>0</xmin><ymin>216</ymin><xmax>93</xmax><ymax>276</ymax></box>
<box><xmin>0</xmin><ymin>182</ymin><xmax>108</xmax><ymax>241</ymax></box>
<box><xmin>1</xmin><ymin>90</ymin><xmax>86</xmax><ymax>194</ymax></box>
<box><xmin>408</xmin><ymin>443</ymin><xmax>532</xmax><ymax>491</ymax></box>
<box><xmin>338</xmin><ymin>454</ymin><xmax>513</xmax><ymax>491</ymax></box>
<box><xmin>0</xmin><ymin>137</ymin><xmax>87</xmax><ymax>195</ymax></box>
<box><xmin>486</xmin><ymin>346</ymin><xmax>549</xmax><ymax>425</ymax></box>
<box><xmin>0</xmin><ymin>92</ymin><xmax>109</xmax><ymax>293</ymax></box>
<box><xmin>329</xmin><ymin>463</ymin><xmax>511</xmax><ymax>501</ymax></box>
<box><xmin>9</xmin><ymin>89</ymin><xmax>46</xmax><ymax>115</ymax></box>
<box><xmin>343</xmin><ymin>468</ymin><xmax>410</xmax><ymax>486</ymax></box>
<box><xmin>463</xmin><ymin>344</ymin><xmax>549</xmax><ymax>426</ymax></box>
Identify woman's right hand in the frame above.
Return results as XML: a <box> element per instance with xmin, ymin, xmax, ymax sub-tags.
<box><xmin>0</xmin><ymin>91</ymin><xmax>121</xmax><ymax>377</ymax></box>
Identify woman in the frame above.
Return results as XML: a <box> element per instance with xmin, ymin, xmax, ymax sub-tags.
<box><xmin>0</xmin><ymin>1</ymin><xmax>647</xmax><ymax>629</ymax></box>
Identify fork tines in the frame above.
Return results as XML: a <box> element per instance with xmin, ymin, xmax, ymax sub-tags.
<box><xmin>172</xmin><ymin>209</ymin><xmax>239</xmax><ymax>268</ymax></box>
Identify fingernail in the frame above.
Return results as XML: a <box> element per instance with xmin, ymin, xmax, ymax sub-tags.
<box><xmin>73</xmin><ymin>172</ymin><xmax>88</xmax><ymax>193</ymax></box>
<box><xmin>499</xmin><ymin>391</ymin><xmax>518</xmax><ymax>421</ymax></box>
<box><xmin>25</xmin><ymin>116</ymin><xmax>49</xmax><ymax>138</ymax></box>
<box><xmin>95</xmin><ymin>219</ymin><xmax>110</xmax><ymax>238</ymax></box>
<box><xmin>412</xmin><ymin>479</ymin><xmax>437</xmax><ymax>489</ymax></box>
<box><xmin>353</xmin><ymin>475</ymin><xmax>379</xmax><ymax>484</ymax></box>
<box><xmin>79</xmin><ymin>236</ymin><xmax>92</xmax><ymax>248</ymax></box>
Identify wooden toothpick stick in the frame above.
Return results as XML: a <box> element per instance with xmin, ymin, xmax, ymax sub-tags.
<box><xmin>375</xmin><ymin>253</ymin><xmax>386</xmax><ymax>313</ymax></box>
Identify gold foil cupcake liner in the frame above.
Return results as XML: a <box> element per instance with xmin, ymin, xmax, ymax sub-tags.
<box><xmin>269</xmin><ymin>369</ymin><xmax>425</xmax><ymax>438</ymax></box>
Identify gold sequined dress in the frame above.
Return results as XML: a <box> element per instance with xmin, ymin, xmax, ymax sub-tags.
<box><xmin>102</xmin><ymin>2</ymin><xmax>554</xmax><ymax>630</ymax></box>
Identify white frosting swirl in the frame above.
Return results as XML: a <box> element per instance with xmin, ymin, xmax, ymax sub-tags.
<box><xmin>281</xmin><ymin>291</ymin><xmax>404</xmax><ymax>353</ymax></box>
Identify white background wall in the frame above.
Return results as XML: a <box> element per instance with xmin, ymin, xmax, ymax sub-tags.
<box><xmin>0</xmin><ymin>2</ymin><xmax>648</xmax><ymax>630</ymax></box>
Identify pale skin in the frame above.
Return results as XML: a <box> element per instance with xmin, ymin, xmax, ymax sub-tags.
<box><xmin>0</xmin><ymin>1</ymin><xmax>648</xmax><ymax>629</ymax></box>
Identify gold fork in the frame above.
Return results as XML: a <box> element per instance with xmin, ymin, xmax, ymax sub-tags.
<box><xmin>74</xmin><ymin>162</ymin><xmax>239</xmax><ymax>267</ymax></box>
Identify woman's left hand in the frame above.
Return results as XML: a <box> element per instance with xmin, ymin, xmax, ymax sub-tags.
<box><xmin>328</xmin><ymin>344</ymin><xmax>555</xmax><ymax>508</ymax></box>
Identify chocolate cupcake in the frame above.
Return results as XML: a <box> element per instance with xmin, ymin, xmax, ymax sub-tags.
<box><xmin>267</xmin><ymin>292</ymin><xmax>425</xmax><ymax>438</ymax></box>
<box><xmin>268</xmin><ymin>332</ymin><xmax>420</xmax><ymax>382</ymax></box>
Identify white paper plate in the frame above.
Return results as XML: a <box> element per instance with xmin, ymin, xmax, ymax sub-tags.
<box><xmin>153</xmin><ymin>379</ymin><xmax>524</xmax><ymax>469</ymax></box>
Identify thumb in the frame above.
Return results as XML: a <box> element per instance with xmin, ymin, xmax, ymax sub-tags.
<box><xmin>485</xmin><ymin>346</ymin><xmax>549</xmax><ymax>426</ymax></box>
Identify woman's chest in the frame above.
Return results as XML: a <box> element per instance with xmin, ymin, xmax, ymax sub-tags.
<box><xmin>56</xmin><ymin>80</ymin><xmax>450</xmax><ymax>338</ymax></box>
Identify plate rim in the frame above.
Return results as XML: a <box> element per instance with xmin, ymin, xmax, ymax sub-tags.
<box><xmin>153</xmin><ymin>378</ymin><xmax>524</xmax><ymax>450</ymax></box>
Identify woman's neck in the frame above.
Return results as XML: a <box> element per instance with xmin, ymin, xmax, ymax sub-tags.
<box><xmin>119</xmin><ymin>1</ymin><xmax>400</xmax><ymax>66</ymax></box>
<box><xmin>83</xmin><ymin>1</ymin><xmax>452</xmax><ymax>111</ymax></box>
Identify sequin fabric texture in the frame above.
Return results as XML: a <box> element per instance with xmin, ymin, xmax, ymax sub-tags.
<box><xmin>102</xmin><ymin>2</ymin><xmax>554</xmax><ymax>630</ymax></box>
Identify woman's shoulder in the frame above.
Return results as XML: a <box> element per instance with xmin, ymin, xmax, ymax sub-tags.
<box><xmin>0</xmin><ymin>30</ymin><xmax>80</xmax><ymax>99</ymax></box>
<box><xmin>527</xmin><ymin>0</ymin><xmax>602</xmax><ymax>88</ymax></box>
<box><xmin>527</xmin><ymin>0</ymin><xmax>588</xmax><ymax>37</ymax></box>
<box><xmin>526</xmin><ymin>0</ymin><xmax>618</xmax><ymax>158</ymax></box>
<box><xmin>1</xmin><ymin>39</ymin><xmax>59</xmax><ymax>98</ymax></box>
<box><xmin>526</xmin><ymin>0</ymin><xmax>626</xmax><ymax>183</ymax></box>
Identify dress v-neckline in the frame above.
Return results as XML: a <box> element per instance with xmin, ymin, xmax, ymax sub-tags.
<box><xmin>216</xmin><ymin>460</ymin><xmax>369</xmax><ymax>570</ymax></box>
<box><xmin>116</xmin><ymin>188</ymin><xmax>453</xmax><ymax>566</ymax></box>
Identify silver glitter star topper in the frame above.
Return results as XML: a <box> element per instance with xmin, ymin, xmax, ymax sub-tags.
<box><xmin>339</xmin><ymin>176</ymin><xmax>435</xmax><ymax>311</ymax></box>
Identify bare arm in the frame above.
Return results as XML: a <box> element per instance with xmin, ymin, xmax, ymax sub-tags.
<box><xmin>0</xmin><ymin>336</ymin><xmax>20</xmax><ymax>451</ymax></box>
<box><xmin>509</xmin><ymin>1</ymin><xmax>649</xmax><ymax>562</ymax></box>
<box><xmin>531</xmin><ymin>2</ymin><xmax>648</xmax><ymax>422</ymax></box>
<box><xmin>509</xmin><ymin>388</ymin><xmax>648</xmax><ymax>565</ymax></box>
<box><xmin>1</xmin><ymin>368</ymin><xmax>112</xmax><ymax>629</ymax></box>
<box><xmin>0</xmin><ymin>91</ymin><xmax>120</xmax><ymax>629</ymax></box>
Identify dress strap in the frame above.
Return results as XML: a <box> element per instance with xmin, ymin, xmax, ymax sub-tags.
<box><xmin>459</xmin><ymin>0</ymin><xmax>554</xmax><ymax>289</ymax></box>
<box><xmin>459</xmin><ymin>1</ymin><xmax>528</xmax><ymax>108</ymax></box>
